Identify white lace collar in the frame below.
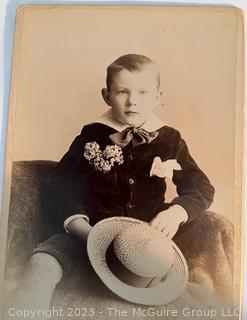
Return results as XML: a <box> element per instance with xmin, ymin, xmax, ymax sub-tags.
<box><xmin>94</xmin><ymin>109</ymin><xmax>165</xmax><ymax>132</ymax></box>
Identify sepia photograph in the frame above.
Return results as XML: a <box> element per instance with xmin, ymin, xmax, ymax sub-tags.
<box><xmin>0</xmin><ymin>5</ymin><xmax>244</xmax><ymax>319</ymax></box>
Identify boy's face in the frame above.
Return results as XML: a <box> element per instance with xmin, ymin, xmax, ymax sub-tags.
<box><xmin>102</xmin><ymin>67</ymin><xmax>163</xmax><ymax>127</ymax></box>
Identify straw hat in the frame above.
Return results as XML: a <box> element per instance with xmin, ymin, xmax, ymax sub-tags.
<box><xmin>87</xmin><ymin>217</ymin><xmax>188</xmax><ymax>305</ymax></box>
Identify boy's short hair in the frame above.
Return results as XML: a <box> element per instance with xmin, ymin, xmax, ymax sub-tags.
<box><xmin>106</xmin><ymin>54</ymin><xmax>160</xmax><ymax>89</ymax></box>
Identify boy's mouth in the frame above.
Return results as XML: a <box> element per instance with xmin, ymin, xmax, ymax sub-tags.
<box><xmin>125</xmin><ymin>111</ymin><xmax>139</xmax><ymax>115</ymax></box>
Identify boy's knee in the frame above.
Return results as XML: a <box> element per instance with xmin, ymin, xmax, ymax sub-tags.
<box><xmin>29</xmin><ymin>252</ymin><xmax>63</xmax><ymax>278</ymax></box>
<box><xmin>32</xmin><ymin>233</ymin><xmax>84</xmax><ymax>275</ymax></box>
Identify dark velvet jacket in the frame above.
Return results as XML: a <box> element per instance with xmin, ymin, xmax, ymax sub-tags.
<box><xmin>42</xmin><ymin>123</ymin><xmax>215</xmax><ymax>232</ymax></box>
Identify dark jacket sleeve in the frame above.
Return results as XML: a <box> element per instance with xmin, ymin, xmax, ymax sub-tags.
<box><xmin>41</xmin><ymin>128</ymin><xmax>90</xmax><ymax>233</ymax></box>
<box><xmin>169</xmin><ymin>131</ymin><xmax>215</xmax><ymax>223</ymax></box>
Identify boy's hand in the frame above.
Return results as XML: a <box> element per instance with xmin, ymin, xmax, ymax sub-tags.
<box><xmin>150</xmin><ymin>205</ymin><xmax>188</xmax><ymax>239</ymax></box>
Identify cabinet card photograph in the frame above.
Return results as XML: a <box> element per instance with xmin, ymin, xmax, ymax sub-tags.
<box><xmin>0</xmin><ymin>5</ymin><xmax>244</xmax><ymax>320</ymax></box>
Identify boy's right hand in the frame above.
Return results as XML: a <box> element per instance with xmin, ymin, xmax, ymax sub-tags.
<box><xmin>66</xmin><ymin>217</ymin><xmax>93</xmax><ymax>241</ymax></box>
<box><xmin>150</xmin><ymin>205</ymin><xmax>188</xmax><ymax>239</ymax></box>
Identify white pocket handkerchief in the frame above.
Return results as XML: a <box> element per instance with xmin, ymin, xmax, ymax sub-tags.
<box><xmin>150</xmin><ymin>157</ymin><xmax>182</xmax><ymax>179</ymax></box>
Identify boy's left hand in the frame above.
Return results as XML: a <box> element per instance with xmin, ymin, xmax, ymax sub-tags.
<box><xmin>150</xmin><ymin>205</ymin><xmax>188</xmax><ymax>239</ymax></box>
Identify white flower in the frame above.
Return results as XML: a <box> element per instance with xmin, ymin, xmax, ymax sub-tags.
<box><xmin>102</xmin><ymin>160</ymin><xmax>112</xmax><ymax>173</ymax></box>
<box><xmin>110</xmin><ymin>158</ymin><xmax>115</xmax><ymax>165</ymax></box>
<box><xmin>150</xmin><ymin>157</ymin><xmax>182</xmax><ymax>179</ymax></box>
<box><xmin>115</xmin><ymin>155</ymin><xmax>124</xmax><ymax>165</ymax></box>
<box><xmin>93</xmin><ymin>154</ymin><xmax>102</xmax><ymax>166</ymax></box>
<box><xmin>84</xmin><ymin>141</ymin><xmax>101</xmax><ymax>161</ymax></box>
<box><xmin>103</xmin><ymin>145</ymin><xmax>123</xmax><ymax>159</ymax></box>
<box><xmin>93</xmin><ymin>158</ymin><xmax>112</xmax><ymax>173</ymax></box>
<box><xmin>84</xmin><ymin>142</ymin><xmax>124</xmax><ymax>173</ymax></box>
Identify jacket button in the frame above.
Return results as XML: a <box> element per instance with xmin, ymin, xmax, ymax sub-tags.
<box><xmin>128</xmin><ymin>178</ymin><xmax>134</xmax><ymax>185</ymax></box>
<box><xmin>129</xmin><ymin>154</ymin><xmax>134</xmax><ymax>160</ymax></box>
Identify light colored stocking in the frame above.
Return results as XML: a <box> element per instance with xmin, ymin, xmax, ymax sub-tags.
<box><xmin>5</xmin><ymin>253</ymin><xmax>63</xmax><ymax>314</ymax></box>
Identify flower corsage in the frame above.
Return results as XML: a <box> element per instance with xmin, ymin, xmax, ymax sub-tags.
<box><xmin>84</xmin><ymin>141</ymin><xmax>124</xmax><ymax>173</ymax></box>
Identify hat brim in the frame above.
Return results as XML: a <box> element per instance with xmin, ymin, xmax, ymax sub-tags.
<box><xmin>87</xmin><ymin>217</ymin><xmax>188</xmax><ymax>305</ymax></box>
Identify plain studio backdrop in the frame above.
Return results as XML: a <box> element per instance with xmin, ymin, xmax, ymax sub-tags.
<box><xmin>10</xmin><ymin>5</ymin><xmax>241</xmax><ymax>221</ymax></box>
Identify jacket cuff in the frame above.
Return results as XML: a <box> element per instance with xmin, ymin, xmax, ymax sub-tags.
<box><xmin>64</xmin><ymin>214</ymin><xmax>90</xmax><ymax>233</ymax></box>
<box><xmin>170</xmin><ymin>197</ymin><xmax>206</xmax><ymax>223</ymax></box>
<box><xmin>169</xmin><ymin>204</ymin><xmax>188</xmax><ymax>224</ymax></box>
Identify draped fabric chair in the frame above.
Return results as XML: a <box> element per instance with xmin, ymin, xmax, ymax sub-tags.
<box><xmin>4</xmin><ymin>161</ymin><xmax>234</xmax><ymax>317</ymax></box>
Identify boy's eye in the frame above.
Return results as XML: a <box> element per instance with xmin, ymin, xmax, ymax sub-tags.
<box><xmin>139</xmin><ymin>89</ymin><xmax>148</xmax><ymax>95</ymax></box>
<box><xmin>117</xmin><ymin>89</ymin><xmax>128</xmax><ymax>94</ymax></box>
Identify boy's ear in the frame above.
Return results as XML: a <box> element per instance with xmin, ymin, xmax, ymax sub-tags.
<box><xmin>101</xmin><ymin>88</ymin><xmax>112</xmax><ymax>106</ymax></box>
<box><xmin>157</xmin><ymin>89</ymin><xmax>163</xmax><ymax>100</ymax></box>
<box><xmin>154</xmin><ymin>90</ymin><xmax>164</xmax><ymax>109</ymax></box>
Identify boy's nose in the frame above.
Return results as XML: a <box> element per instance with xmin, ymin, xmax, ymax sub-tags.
<box><xmin>126</xmin><ymin>93</ymin><xmax>137</xmax><ymax>106</ymax></box>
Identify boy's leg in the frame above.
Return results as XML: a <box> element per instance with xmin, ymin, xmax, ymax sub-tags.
<box><xmin>6</xmin><ymin>233</ymin><xmax>83</xmax><ymax>311</ymax></box>
<box><xmin>173</xmin><ymin>211</ymin><xmax>233</xmax><ymax>302</ymax></box>
<box><xmin>7</xmin><ymin>252</ymin><xmax>63</xmax><ymax>310</ymax></box>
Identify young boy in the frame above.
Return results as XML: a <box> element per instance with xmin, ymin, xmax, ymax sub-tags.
<box><xmin>10</xmin><ymin>54</ymin><xmax>215</xmax><ymax>309</ymax></box>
